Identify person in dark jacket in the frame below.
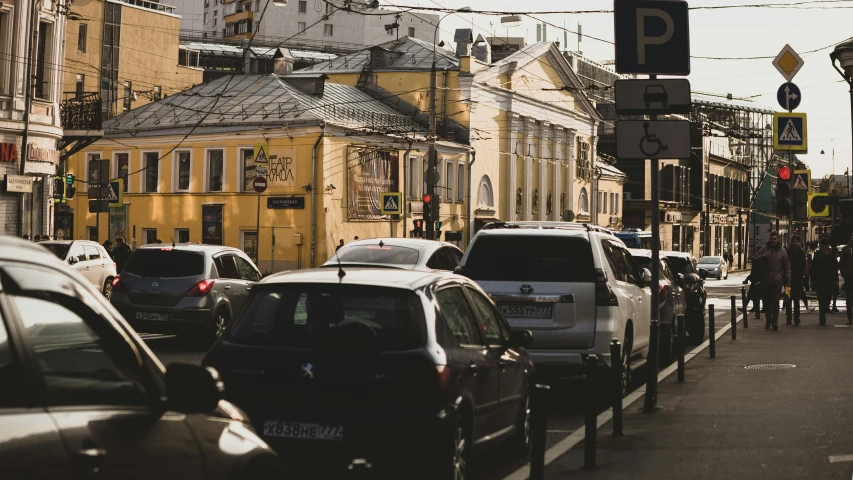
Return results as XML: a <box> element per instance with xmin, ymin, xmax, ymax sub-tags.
<box><xmin>831</xmin><ymin>242</ymin><xmax>841</xmax><ymax>313</ymax></box>
<box><xmin>754</xmin><ymin>231</ymin><xmax>790</xmax><ymax>330</ymax></box>
<box><xmin>740</xmin><ymin>261</ymin><xmax>763</xmax><ymax>318</ymax></box>
<box><xmin>841</xmin><ymin>233</ymin><xmax>853</xmax><ymax>325</ymax></box>
<box><xmin>811</xmin><ymin>238</ymin><xmax>839</xmax><ymax>326</ymax></box>
<box><xmin>113</xmin><ymin>237</ymin><xmax>132</xmax><ymax>274</ymax></box>
<box><xmin>785</xmin><ymin>234</ymin><xmax>809</xmax><ymax>326</ymax></box>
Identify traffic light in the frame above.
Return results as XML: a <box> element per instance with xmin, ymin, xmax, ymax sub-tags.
<box><xmin>776</xmin><ymin>166</ymin><xmax>793</xmax><ymax>216</ymax></box>
<box><xmin>422</xmin><ymin>194</ymin><xmax>432</xmax><ymax>227</ymax></box>
<box><xmin>793</xmin><ymin>188</ymin><xmax>808</xmax><ymax>221</ymax></box>
<box><xmin>66</xmin><ymin>173</ymin><xmax>75</xmax><ymax>186</ymax></box>
<box><xmin>66</xmin><ymin>186</ymin><xmax>76</xmax><ymax>199</ymax></box>
<box><xmin>432</xmin><ymin>194</ymin><xmax>441</xmax><ymax>229</ymax></box>
<box><xmin>413</xmin><ymin>219</ymin><xmax>424</xmax><ymax>237</ymax></box>
<box><xmin>53</xmin><ymin>177</ymin><xmax>65</xmax><ymax>202</ymax></box>
<box><xmin>435</xmin><ymin>221</ymin><xmax>442</xmax><ymax>230</ymax></box>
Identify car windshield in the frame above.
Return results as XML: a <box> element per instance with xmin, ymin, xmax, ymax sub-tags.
<box><xmin>666</xmin><ymin>256</ymin><xmax>693</xmax><ymax>276</ymax></box>
<box><xmin>334</xmin><ymin>245</ymin><xmax>419</xmax><ymax>265</ymax></box>
<box><xmin>41</xmin><ymin>243</ymin><xmax>71</xmax><ymax>259</ymax></box>
<box><xmin>123</xmin><ymin>250</ymin><xmax>205</xmax><ymax>277</ymax></box>
<box><xmin>464</xmin><ymin>235</ymin><xmax>595</xmax><ymax>282</ymax></box>
<box><xmin>699</xmin><ymin>257</ymin><xmax>721</xmax><ymax>264</ymax></box>
<box><xmin>229</xmin><ymin>284</ymin><xmax>426</xmax><ymax>351</ymax></box>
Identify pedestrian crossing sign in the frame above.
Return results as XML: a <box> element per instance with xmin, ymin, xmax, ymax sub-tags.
<box><xmin>793</xmin><ymin>169</ymin><xmax>810</xmax><ymax>193</ymax></box>
<box><xmin>379</xmin><ymin>192</ymin><xmax>402</xmax><ymax>215</ymax></box>
<box><xmin>773</xmin><ymin>112</ymin><xmax>808</xmax><ymax>152</ymax></box>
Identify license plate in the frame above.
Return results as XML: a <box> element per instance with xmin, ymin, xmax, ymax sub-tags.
<box><xmin>135</xmin><ymin>312</ymin><xmax>169</xmax><ymax>321</ymax></box>
<box><xmin>499</xmin><ymin>304</ymin><xmax>553</xmax><ymax>319</ymax></box>
<box><xmin>263</xmin><ymin>421</ymin><xmax>344</xmax><ymax>441</ymax></box>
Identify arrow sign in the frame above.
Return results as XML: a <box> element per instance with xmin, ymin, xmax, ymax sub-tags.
<box><xmin>776</xmin><ymin>82</ymin><xmax>801</xmax><ymax>111</ymax></box>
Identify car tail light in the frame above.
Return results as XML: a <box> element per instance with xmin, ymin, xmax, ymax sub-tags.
<box><xmin>595</xmin><ymin>268</ymin><xmax>619</xmax><ymax>306</ymax></box>
<box><xmin>112</xmin><ymin>276</ymin><xmax>128</xmax><ymax>293</ymax></box>
<box><xmin>435</xmin><ymin>365</ymin><xmax>450</xmax><ymax>392</ymax></box>
<box><xmin>659</xmin><ymin>284</ymin><xmax>670</xmax><ymax>300</ymax></box>
<box><xmin>186</xmin><ymin>279</ymin><xmax>215</xmax><ymax>297</ymax></box>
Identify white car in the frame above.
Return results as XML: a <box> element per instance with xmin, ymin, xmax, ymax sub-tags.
<box><xmin>40</xmin><ymin>240</ymin><xmax>118</xmax><ymax>298</ymax></box>
<box><xmin>697</xmin><ymin>255</ymin><xmax>728</xmax><ymax>280</ymax></box>
<box><xmin>457</xmin><ymin>221</ymin><xmax>652</xmax><ymax>393</ymax></box>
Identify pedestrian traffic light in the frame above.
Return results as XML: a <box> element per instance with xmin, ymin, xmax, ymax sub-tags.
<box><xmin>66</xmin><ymin>186</ymin><xmax>76</xmax><ymax>199</ymax></box>
<box><xmin>432</xmin><ymin>194</ymin><xmax>441</xmax><ymax>229</ymax></box>
<box><xmin>435</xmin><ymin>221</ymin><xmax>442</xmax><ymax>231</ymax></box>
<box><xmin>793</xmin><ymin>188</ymin><xmax>808</xmax><ymax>221</ymax></box>
<box><xmin>413</xmin><ymin>218</ymin><xmax>423</xmax><ymax>237</ymax></box>
<box><xmin>66</xmin><ymin>173</ymin><xmax>75</xmax><ymax>186</ymax></box>
<box><xmin>422</xmin><ymin>194</ymin><xmax>432</xmax><ymax>226</ymax></box>
<box><xmin>776</xmin><ymin>166</ymin><xmax>793</xmax><ymax>216</ymax></box>
<box><xmin>53</xmin><ymin>177</ymin><xmax>65</xmax><ymax>202</ymax></box>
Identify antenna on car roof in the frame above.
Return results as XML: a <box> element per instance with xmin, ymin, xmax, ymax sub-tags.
<box><xmin>330</xmin><ymin>233</ymin><xmax>345</xmax><ymax>282</ymax></box>
<box><xmin>379</xmin><ymin>239</ymin><xmax>385</xmax><ymax>248</ymax></box>
<box><xmin>170</xmin><ymin>236</ymin><xmax>175</xmax><ymax>248</ymax></box>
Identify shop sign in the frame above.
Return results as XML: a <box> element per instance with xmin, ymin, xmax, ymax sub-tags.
<box><xmin>0</xmin><ymin>143</ymin><xmax>18</xmax><ymax>162</ymax></box>
<box><xmin>5</xmin><ymin>175</ymin><xmax>33</xmax><ymax>193</ymax></box>
<box><xmin>664</xmin><ymin>211</ymin><xmax>682</xmax><ymax>222</ymax></box>
<box><xmin>28</xmin><ymin>145</ymin><xmax>59</xmax><ymax>164</ymax></box>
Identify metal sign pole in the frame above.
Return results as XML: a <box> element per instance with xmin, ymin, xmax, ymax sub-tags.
<box><xmin>644</xmin><ymin>75</ymin><xmax>661</xmax><ymax>412</ymax></box>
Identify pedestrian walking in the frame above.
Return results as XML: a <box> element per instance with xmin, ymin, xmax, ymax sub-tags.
<box><xmin>102</xmin><ymin>239</ymin><xmax>115</xmax><ymax>260</ymax></box>
<box><xmin>335</xmin><ymin>239</ymin><xmax>344</xmax><ymax>252</ymax></box>
<box><xmin>811</xmin><ymin>238</ymin><xmax>839</xmax><ymax>326</ymax></box>
<box><xmin>113</xmin><ymin>237</ymin><xmax>132</xmax><ymax>274</ymax></box>
<box><xmin>740</xmin><ymin>260</ymin><xmax>763</xmax><ymax>317</ymax></box>
<box><xmin>831</xmin><ymin>242</ymin><xmax>841</xmax><ymax>313</ymax></box>
<box><xmin>755</xmin><ymin>231</ymin><xmax>790</xmax><ymax>331</ymax></box>
<box><xmin>785</xmin><ymin>234</ymin><xmax>809</xmax><ymax>326</ymax></box>
<box><xmin>840</xmin><ymin>234</ymin><xmax>853</xmax><ymax>325</ymax></box>
<box><xmin>727</xmin><ymin>250</ymin><xmax>734</xmax><ymax>270</ymax></box>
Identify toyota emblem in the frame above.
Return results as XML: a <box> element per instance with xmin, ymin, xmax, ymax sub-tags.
<box><xmin>519</xmin><ymin>284</ymin><xmax>533</xmax><ymax>295</ymax></box>
<box><xmin>151</xmin><ymin>282</ymin><xmax>159</xmax><ymax>288</ymax></box>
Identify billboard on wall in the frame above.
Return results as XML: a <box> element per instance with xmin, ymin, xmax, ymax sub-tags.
<box><xmin>346</xmin><ymin>147</ymin><xmax>399</xmax><ymax>220</ymax></box>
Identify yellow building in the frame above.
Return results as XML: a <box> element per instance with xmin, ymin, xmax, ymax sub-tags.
<box><xmin>63</xmin><ymin>0</ymin><xmax>204</xmax><ymax>119</ymax></box>
<box><xmin>63</xmin><ymin>68</ymin><xmax>471</xmax><ymax>271</ymax></box>
<box><xmin>295</xmin><ymin>35</ymin><xmax>603</xmax><ymax>235</ymax></box>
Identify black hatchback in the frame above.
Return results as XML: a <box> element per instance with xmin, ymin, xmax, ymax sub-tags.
<box><xmin>203</xmin><ymin>268</ymin><xmax>535</xmax><ymax>479</ymax></box>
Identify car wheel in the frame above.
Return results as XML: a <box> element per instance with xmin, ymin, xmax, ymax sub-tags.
<box><xmin>658</xmin><ymin>321</ymin><xmax>674</xmax><ymax>366</ymax></box>
<box><xmin>213</xmin><ymin>309</ymin><xmax>229</xmax><ymax>340</ymax></box>
<box><xmin>619</xmin><ymin>329</ymin><xmax>633</xmax><ymax>398</ymax></box>
<box><xmin>102</xmin><ymin>279</ymin><xmax>113</xmax><ymax>301</ymax></box>
<box><xmin>428</xmin><ymin>418</ymin><xmax>470</xmax><ymax>480</ymax></box>
<box><xmin>509</xmin><ymin>392</ymin><xmax>531</xmax><ymax>456</ymax></box>
<box><xmin>686</xmin><ymin>310</ymin><xmax>706</xmax><ymax>346</ymax></box>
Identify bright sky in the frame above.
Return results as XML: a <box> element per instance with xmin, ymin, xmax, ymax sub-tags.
<box><xmin>400</xmin><ymin>0</ymin><xmax>853</xmax><ymax>179</ymax></box>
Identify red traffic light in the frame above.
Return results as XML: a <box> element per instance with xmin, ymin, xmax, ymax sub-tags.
<box><xmin>414</xmin><ymin>219</ymin><xmax>422</xmax><ymax>228</ymax></box>
<box><xmin>422</xmin><ymin>194</ymin><xmax>431</xmax><ymax>203</ymax></box>
<box><xmin>778</xmin><ymin>166</ymin><xmax>791</xmax><ymax>181</ymax></box>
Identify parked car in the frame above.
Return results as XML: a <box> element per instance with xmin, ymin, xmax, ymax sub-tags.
<box><xmin>40</xmin><ymin>240</ymin><xmax>117</xmax><ymax>299</ymax></box>
<box><xmin>662</xmin><ymin>251</ymin><xmax>707</xmax><ymax>344</ymax></box>
<box><xmin>0</xmin><ymin>235</ymin><xmax>283</xmax><ymax>480</ymax></box>
<box><xmin>697</xmin><ymin>255</ymin><xmax>728</xmax><ymax>280</ymax></box>
<box><xmin>456</xmin><ymin>221</ymin><xmax>652</xmax><ymax>394</ymax></box>
<box><xmin>628</xmin><ymin>249</ymin><xmax>686</xmax><ymax>364</ymax></box>
<box><xmin>110</xmin><ymin>244</ymin><xmax>263</xmax><ymax>342</ymax></box>
<box><xmin>323</xmin><ymin>238</ymin><xmax>463</xmax><ymax>271</ymax></box>
<box><xmin>203</xmin><ymin>267</ymin><xmax>535</xmax><ymax>479</ymax></box>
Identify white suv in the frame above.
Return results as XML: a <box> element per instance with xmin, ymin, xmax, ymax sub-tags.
<box><xmin>458</xmin><ymin>222</ymin><xmax>652</xmax><ymax>387</ymax></box>
<box><xmin>40</xmin><ymin>240</ymin><xmax>118</xmax><ymax>299</ymax></box>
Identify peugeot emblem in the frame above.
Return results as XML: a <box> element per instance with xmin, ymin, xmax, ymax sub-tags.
<box><xmin>519</xmin><ymin>284</ymin><xmax>533</xmax><ymax>295</ymax></box>
<box><xmin>151</xmin><ymin>282</ymin><xmax>159</xmax><ymax>288</ymax></box>
<box><xmin>301</xmin><ymin>363</ymin><xmax>314</xmax><ymax>379</ymax></box>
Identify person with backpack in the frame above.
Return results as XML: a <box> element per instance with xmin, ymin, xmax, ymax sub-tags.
<box><xmin>811</xmin><ymin>238</ymin><xmax>840</xmax><ymax>326</ymax></box>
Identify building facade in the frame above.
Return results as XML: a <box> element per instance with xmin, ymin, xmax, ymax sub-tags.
<box><xmin>0</xmin><ymin>0</ymin><xmax>67</xmax><ymax>238</ymax></box>
<box><xmin>202</xmin><ymin>0</ymin><xmax>438</xmax><ymax>47</ymax></box>
<box><xmin>62</xmin><ymin>70</ymin><xmax>470</xmax><ymax>271</ymax></box>
<box><xmin>63</xmin><ymin>0</ymin><xmax>204</xmax><ymax>120</ymax></box>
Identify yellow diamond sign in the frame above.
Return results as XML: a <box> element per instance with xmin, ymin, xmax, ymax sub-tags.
<box><xmin>773</xmin><ymin>44</ymin><xmax>804</xmax><ymax>82</ymax></box>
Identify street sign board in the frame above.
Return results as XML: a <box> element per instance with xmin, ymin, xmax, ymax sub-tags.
<box><xmin>267</xmin><ymin>197</ymin><xmax>304</xmax><ymax>209</ymax></box>
<box><xmin>5</xmin><ymin>175</ymin><xmax>33</xmax><ymax>193</ymax></box>
<box><xmin>614</xmin><ymin>0</ymin><xmax>690</xmax><ymax>75</ymax></box>
<box><xmin>380</xmin><ymin>192</ymin><xmax>402</xmax><ymax>215</ymax></box>
<box><xmin>88</xmin><ymin>199</ymin><xmax>110</xmax><ymax>213</ymax></box>
<box><xmin>88</xmin><ymin>186</ymin><xmax>110</xmax><ymax>199</ymax></box>
<box><xmin>772</xmin><ymin>44</ymin><xmax>804</xmax><ymax>82</ymax></box>
<box><xmin>773</xmin><ymin>112</ymin><xmax>808</xmax><ymax>152</ymax></box>
<box><xmin>255</xmin><ymin>166</ymin><xmax>268</xmax><ymax>177</ymax></box>
<box><xmin>809</xmin><ymin>193</ymin><xmax>829</xmax><ymax>217</ymax></box>
<box><xmin>792</xmin><ymin>169</ymin><xmax>810</xmax><ymax>192</ymax></box>
<box><xmin>614</xmin><ymin>79</ymin><xmax>691</xmax><ymax>115</ymax></box>
<box><xmin>108</xmin><ymin>180</ymin><xmax>123</xmax><ymax>205</ymax></box>
<box><xmin>253</xmin><ymin>176</ymin><xmax>268</xmax><ymax>193</ymax></box>
<box><xmin>615</xmin><ymin>120</ymin><xmax>692</xmax><ymax>159</ymax></box>
<box><xmin>776</xmin><ymin>82</ymin><xmax>801</xmax><ymax>111</ymax></box>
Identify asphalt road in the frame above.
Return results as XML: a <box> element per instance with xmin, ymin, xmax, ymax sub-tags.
<box><xmin>141</xmin><ymin>272</ymin><xmax>772</xmax><ymax>479</ymax></box>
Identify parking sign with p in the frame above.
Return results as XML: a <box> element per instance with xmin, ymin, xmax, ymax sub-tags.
<box><xmin>614</xmin><ymin>0</ymin><xmax>691</xmax><ymax>75</ymax></box>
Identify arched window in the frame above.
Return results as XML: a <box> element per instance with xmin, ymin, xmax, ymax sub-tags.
<box><xmin>579</xmin><ymin>187</ymin><xmax>589</xmax><ymax>214</ymax></box>
<box><xmin>477</xmin><ymin>175</ymin><xmax>494</xmax><ymax>207</ymax></box>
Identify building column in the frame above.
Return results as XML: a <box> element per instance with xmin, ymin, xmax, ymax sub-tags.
<box><xmin>523</xmin><ymin>117</ymin><xmax>535</xmax><ymax>220</ymax></box>
<box><xmin>553</xmin><ymin>126</ymin><xmax>563</xmax><ymax>221</ymax></box>
<box><xmin>506</xmin><ymin>112</ymin><xmax>520</xmax><ymax>220</ymax></box>
<box><xmin>538</xmin><ymin>121</ymin><xmax>550</xmax><ymax>221</ymax></box>
<box><xmin>566</xmin><ymin>129</ymin><xmax>577</xmax><ymax>218</ymax></box>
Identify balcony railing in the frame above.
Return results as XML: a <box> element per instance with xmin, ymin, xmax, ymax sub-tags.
<box><xmin>61</xmin><ymin>92</ymin><xmax>102</xmax><ymax>131</ymax></box>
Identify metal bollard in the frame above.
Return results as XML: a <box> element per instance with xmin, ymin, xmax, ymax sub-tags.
<box><xmin>643</xmin><ymin>320</ymin><xmax>659</xmax><ymax>412</ymax></box>
<box><xmin>529</xmin><ymin>383</ymin><xmax>550</xmax><ymax>480</ymax></box>
<box><xmin>730</xmin><ymin>296</ymin><xmax>737</xmax><ymax>340</ymax></box>
<box><xmin>709</xmin><ymin>304</ymin><xmax>716</xmax><ymax>358</ymax></box>
<box><xmin>677</xmin><ymin>314</ymin><xmax>685</xmax><ymax>383</ymax></box>
<box><xmin>610</xmin><ymin>339</ymin><xmax>623</xmax><ymax>436</ymax></box>
<box><xmin>741</xmin><ymin>286</ymin><xmax>749</xmax><ymax>328</ymax></box>
<box><xmin>584</xmin><ymin>354</ymin><xmax>598</xmax><ymax>469</ymax></box>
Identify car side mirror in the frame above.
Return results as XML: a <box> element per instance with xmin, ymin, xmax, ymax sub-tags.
<box><xmin>263</xmin><ymin>269</ymin><xmax>272</xmax><ymax>278</ymax></box>
<box><xmin>165</xmin><ymin>363</ymin><xmax>223</xmax><ymax>414</ymax></box>
<box><xmin>68</xmin><ymin>256</ymin><xmax>79</xmax><ymax>265</ymax></box>
<box><xmin>698</xmin><ymin>269</ymin><xmax>708</xmax><ymax>280</ymax></box>
<box><xmin>508</xmin><ymin>329</ymin><xmax>533</xmax><ymax>348</ymax></box>
<box><xmin>642</xmin><ymin>268</ymin><xmax>652</xmax><ymax>284</ymax></box>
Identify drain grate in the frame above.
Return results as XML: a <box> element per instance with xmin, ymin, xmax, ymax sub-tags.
<box><xmin>744</xmin><ymin>364</ymin><xmax>797</xmax><ymax>370</ymax></box>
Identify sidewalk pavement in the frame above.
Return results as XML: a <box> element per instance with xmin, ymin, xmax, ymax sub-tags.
<box><xmin>543</xmin><ymin>309</ymin><xmax>853</xmax><ymax>480</ymax></box>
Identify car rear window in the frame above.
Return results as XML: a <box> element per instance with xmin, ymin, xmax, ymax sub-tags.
<box><xmin>464</xmin><ymin>235</ymin><xmax>595</xmax><ymax>282</ymax></box>
<box><xmin>666</xmin><ymin>256</ymin><xmax>693</xmax><ymax>276</ymax></box>
<box><xmin>42</xmin><ymin>243</ymin><xmax>70</xmax><ymax>260</ymax></box>
<box><xmin>699</xmin><ymin>256</ymin><xmax>721</xmax><ymax>264</ymax></box>
<box><xmin>123</xmin><ymin>250</ymin><xmax>205</xmax><ymax>278</ymax></box>
<box><xmin>229</xmin><ymin>284</ymin><xmax>426</xmax><ymax>351</ymax></box>
<box><xmin>336</xmin><ymin>245</ymin><xmax>419</xmax><ymax>265</ymax></box>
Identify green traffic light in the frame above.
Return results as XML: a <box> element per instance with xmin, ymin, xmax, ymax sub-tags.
<box><xmin>435</xmin><ymin>221</ymin><xmax>442</xmax><ymax>230</ymax></box>
<box><xmin>66</xmin><ymin>174</ymin><xmax>74</xmax><ymax>186</ymax></box>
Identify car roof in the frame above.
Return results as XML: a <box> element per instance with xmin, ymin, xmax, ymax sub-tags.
<box><xmin>661</xmin><ymin>250</ymin><xmax>691</xmax><ymax>257</ymax></box>
<box><xmin>478</xmin><ymin>221</ymin><xmax>615</xmax><ymax>236</ymax></box>
<box><xmin>335</xmin><ymin>238</ymin><xmax>460</xmax><ymax>254</ymax></box>
<box><xmin>39</xmin><ymin>239</ymin><xmax>99</xmax><ymax>246</ymax></box>
<box><xmin>628</xmin><ymin>248</ymin><xmax>653</xmax><ymax>257</ymax></box>
<box><xmin>0</xmin><ymin>236</ymin><xmax>66</xmax><ymax>264</ymax></box>
<box><xmin>134</xmin><ymin>243</ymin><xmax>242</xmax><ymax>254</ymax></box>
<box><xmin>260</xmin><ymin>267</ymin><xmax>458</xmax><ymax>290</ymax></box>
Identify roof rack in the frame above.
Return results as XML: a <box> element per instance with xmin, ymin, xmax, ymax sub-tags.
<box><xmin>481</xmin><ymin>221</ymin><xmax>616</xmax><ymax>235</ymax></box>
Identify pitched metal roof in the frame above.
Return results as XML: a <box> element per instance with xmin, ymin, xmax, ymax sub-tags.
<box><xmin>293</xmin><ymin>36</ymin><xmax>459</xmax><ymax>73</ymax></box>
<box><xmin>104</xmin><ymin>74</ymin><xmax>426</xmax><ymax>135</ymax></box>
<box><xmin>181</xmin><ymin>42</ymin><xmax>338</xmax><ymax>62</ymax></box>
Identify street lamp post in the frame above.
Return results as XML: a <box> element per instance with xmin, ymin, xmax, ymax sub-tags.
<box><xmin>830</xmin><ymin>41</ymin><xmax>853</xmax><ymax>200</ymax></box>
<box><xmin>427</xmin><ymin>7</ymin><xmax>471</xmax><ymax>240</ymax></box>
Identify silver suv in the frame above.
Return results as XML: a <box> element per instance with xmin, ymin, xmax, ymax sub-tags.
<box><xmin>40</xmin><ymin>240</ymin><xmax>118</xmax><ymax>298</ymax></box>
<box><xmin>458</xmin><ymin>222</ymin><xmax>652</xmax><ymax>387</ymax></box>
<box><xmin>110</xmin><ymin>244</ymin><xmax>263</xmax><ymax>342</ymax></box>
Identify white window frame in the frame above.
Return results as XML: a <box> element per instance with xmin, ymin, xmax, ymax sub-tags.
<box><xmin>407</xmin><ymin>155</ymin><xmax>419</xmax><ymax>199</ymax></box>
<box><xmin>323</xmin><ymin>24</ymin><xmax>333</xmax><ymax>36</ymax></box>
<box><xmin>141</xmin><ymin>228</ymin><xmax>157</xmax><ymax>245</ymax></box>
<box><xmin>111</xmin><ymin>150</ymin><xmax>131</xmax><ymax>194</ymax></box>
<box><xmin>174</xmin><ymin>228</ymin><xmax>190</xmax><ymax>243</ymax></box>
<box><xmin>173</xmin><ymin>150</ymin><xmax>192</xmax><ymax>192</ymax></box>
<box><xmin>0</xmin><ymin>7</ymin><xmax>12</xmax><ymax>95</ymax></box>
<box><xmin>140</xmin><ymin>150</ymin><xmax>161</xmax><ymax>193</ymax></box>
<box><xmin>298</xmin><ymin>0</ymin><xmax>306</xmax><ymax>13</ymax></box>
<box><xmin>34</xmin><ymin>20</ymin><xmax>55</xmax><ymax>101</ymax></box>
<box><xmin>238</xmin><ymin>146</ymin><xmax>254</xmax><ymax>193</ymax></box>
<box><xmin>204</xmin><ymin>148</ymin><xmax>226</xmax><ymax>193</ymax></box>
<box><xmin>444</xmin><ymin>160</ymin><xmax>455</xmax><ymax>203</ymax></box>
<box><xmin>297</xmin><ymin>21</ymin><xmax>306</xmax><ymax>34</ymax></box>
<box><xmin>615</xmin><ymin>193</ymin><xmax>620</xmax><ymax>214</ymax></box>
<box><xmin>456</xmin><ymin>162</ymin><xmax>465</xmax><ymax>202</ymax></box>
